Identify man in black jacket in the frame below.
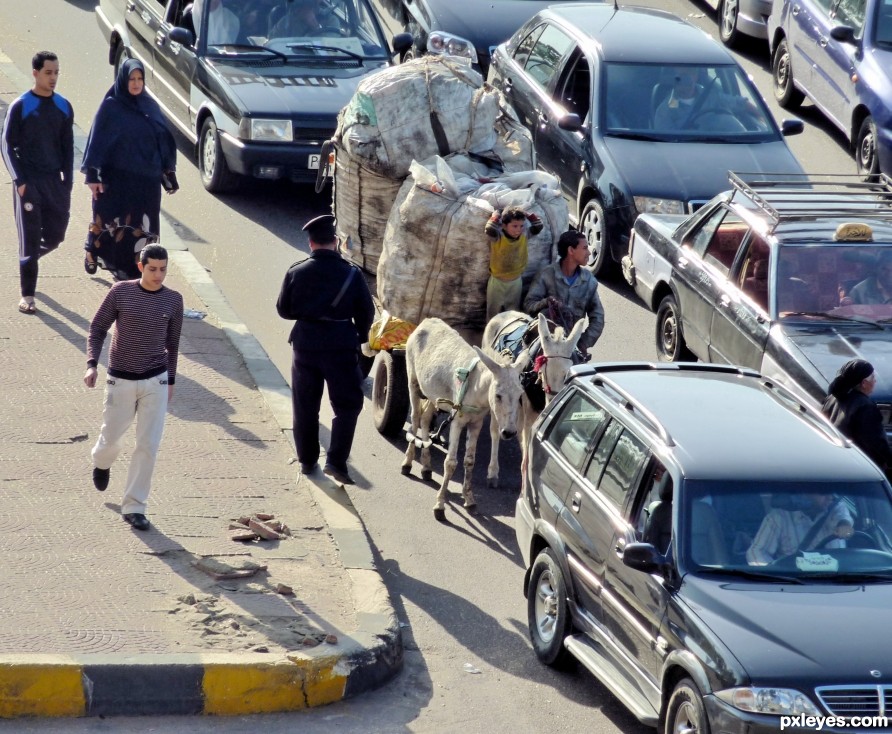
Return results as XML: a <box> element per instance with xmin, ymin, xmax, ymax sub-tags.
<box><xmin>1</xmin><ymin>51</ymin><xmax>74</xmax><ymax>314</ymax></box>
<box><xmin>276</xmin><ymin>215</ymin><xmax>375</xmax><ymax>485</ymax></box>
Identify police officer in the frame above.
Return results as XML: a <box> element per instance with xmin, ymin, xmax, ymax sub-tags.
<box><xmin>276</xmin><ymin>214</ymin><xmax>375</xmax><ymax>485</ymax></box>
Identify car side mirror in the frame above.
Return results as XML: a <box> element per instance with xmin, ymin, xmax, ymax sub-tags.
<box><xmin>781</xmin><ymin>118</ymin><xmax>805</xmax><ymax>136</ymax></box>
<box><xmin>622</xmin><ymin>542</ymin><xmax>669</xmax><ymax>573</ymax></box>
<box><xmin>392</xmin><ymin>32</ymin><xmax>413</xmax><ymax>56</ymax></box>
<box><xmin>558</xmin><ymin>113</ymin><xmax>583</xmax><ymax>133</ymax></box>
<box><xmin>830</xmin><ymin>25</ymin><xmax>857</xmax><ymax>44</ymax></box>
<box><xmin>169</xmin><ymin>27</ymin><xmax>195</xmax><ymax>47</ymax></box>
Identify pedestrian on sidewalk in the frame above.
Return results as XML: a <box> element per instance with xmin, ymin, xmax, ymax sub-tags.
<box><xmin>276</xmin><ymin>214</ymin><xmax>375</xmax><ymax>485</ymax></box>
<box><xmin>81</xmin><ymin>58</ymin><xmax>178</xmax><ymax>281</ymax></box>
<box><xmin>1</xmin><ymin>50</ymin><xmax>74</xmax><ymax>315</ymax></box>
<box><xmin>83</xmin><ymin>244</ymin><xmax>184</xmax><ymax>531</ymax></box>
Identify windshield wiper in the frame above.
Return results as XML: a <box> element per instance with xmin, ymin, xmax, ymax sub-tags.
<box><xmin>208</xmin><ymin>43</ymin><xmax>289</xmax><ymax>60</ymax></box>
<box><xmin>784</xmin><ymin>311</ymin><xmax>884</xmax><ymax>328</ymax></box>
<box><xmin>285</xmin><ymin>43</ymin><xmax>362</xmax><ymax>60</ymax></box>
<box><xmin>804</xmin><ymin>571</ymin><xmax>892</xmax><ymax>583</ymax></box>
<box><xmin>696</xmin><ymin>567</ymin><xmax>805</xmax><ymax>583</ymax></box>
<box><xmin>606</xmin><ymin>131</ymin><xmax>664</xmax><ymax>142</ymax></box>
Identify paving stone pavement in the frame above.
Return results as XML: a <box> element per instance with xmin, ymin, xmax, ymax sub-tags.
<box><xmin>0</xmin><ymin>53</ymin><xmax>400</xmax><ymax>718</ymax></box>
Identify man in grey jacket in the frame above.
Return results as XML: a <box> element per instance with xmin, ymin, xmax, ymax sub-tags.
<box><xmin>524</xmin><ymin>230</ymin><xmax>605</xmax><ymax>358</ymax></box>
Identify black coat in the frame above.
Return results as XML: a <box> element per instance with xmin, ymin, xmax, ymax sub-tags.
<box><xmin>276</xmin><ymin>249</ymin><xmax>375</xmax><ymax>352</ymax></box>
<box><xmin>822</xmin><ymin>391</ymin><xmax>892</xmax><ymax>471</ymax></box>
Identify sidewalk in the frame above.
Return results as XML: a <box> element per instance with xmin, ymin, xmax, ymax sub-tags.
<box><xmin>0</xmin><ymin>58</ymin><xmax>400</xmax><ymax>718</ymax></box>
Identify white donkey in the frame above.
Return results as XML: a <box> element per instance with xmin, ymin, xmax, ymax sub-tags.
<box><xmin>401</xmin><ymin>318</ymin><xmax>528</xmax><ymax>521</ymax></box>
<box><xmin>483</xmin><ymin>311</ymin><xmax>588</xmax><ymax>488</ymax></box>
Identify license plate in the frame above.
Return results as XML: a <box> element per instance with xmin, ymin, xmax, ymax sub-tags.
<box><xmin>308</xmin><ymin>154</ymin><xmax>332</xmax><ymax>176</ymax></box>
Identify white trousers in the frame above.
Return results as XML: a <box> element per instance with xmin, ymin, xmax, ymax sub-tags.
<box><xmin>91</xmin><ymin>375</ymin><xmax>169</xmax><ymax>515</ymax></box>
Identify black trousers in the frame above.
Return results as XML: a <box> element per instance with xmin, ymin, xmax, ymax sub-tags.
<box><xmin>291</xmin><ymin>348</ymin><xmax>363</xmax><ymax>469</ymax></box>
<box><xmin>14</xmin><ymin>174</ymin><xmax>71</xmax><ymax>297</ymax></box>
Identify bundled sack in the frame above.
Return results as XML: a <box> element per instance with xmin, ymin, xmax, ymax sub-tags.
<box><xmin>336</xmin><ymin>56</ymin><xmax>500</xmax><ymax>179</ymax></box>
<box><xmin>377</xmin><ymin>157</ymin><xmax>568</xmax><ymax>330</ymax></box>
<box><xmin>368</xmin><ymin>311</ymin><xmax>416</xmax><ymax>351</ymax></box>
<box><xmin>332</xmin><ymin>148</ymin><xmax>403</xmax><ymax>274</ymax></box>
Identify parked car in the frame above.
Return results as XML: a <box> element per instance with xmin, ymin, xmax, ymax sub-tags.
<box><xmin>769</xmin><ymin>0</ymin><xmax>892</xmax><ymax>177</ymax></box>
<box><xmin>622</xmin><ymin>171</ymin><xmax>892</xmax><ymax>438</ymax></box>
<box><xmin>488</xmin><ymin>4</ymin><xmax>804</xmax><ymax>276</ymax></box>
<box><xmin>95</xmin><ymin>0</ymin><xmax>411</xmax><ymax>192</ymax></box>
<box><xmin>369</xmin><ymin>0</ymin><xmax>577</xmax><ymax>77</ymax></box>
<box><xmin>517</xmin><ymin>360</ymin><xmax>892</xmax><ymax>733</ymax></box>
<box><xmin>703</xmin><ymin>0</ymin><xmax>774</xmax><ymax>47</ymax></box>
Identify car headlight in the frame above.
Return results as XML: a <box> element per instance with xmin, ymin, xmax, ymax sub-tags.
<box><xmin>427</xmin><ymin>31</ymin><xmax>478</xmax><ymax>63</ymax></box>
<box><xmin>633</xmin><ymin>196</ymin><xmax>685</xmax><ymax>215</ymax></box>
<box><xmin>715</xmin><ymin>687</ymin><xmax>822</xmax><ymax>717</ymax></box>
<box><xmin>239</xmin><ymin>118</ymin><xmax>293</xmax><ymax>142</ymax></box>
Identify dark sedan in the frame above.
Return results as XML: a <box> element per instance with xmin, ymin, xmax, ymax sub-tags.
<box><xmin>96</xmin><ymin>0</ymin><xmax>410</xmax><ymax>192</ymax></box>
<box><xmin>488</xmin><ymin>4</ymin><xmax>805</xmax><ymax>275</ymax></box>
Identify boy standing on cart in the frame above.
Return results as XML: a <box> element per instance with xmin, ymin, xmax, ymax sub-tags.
<box><xmin>484</xmin><ymin>206</ymin><xmax>543</xmax><ymax>321</ymax></box>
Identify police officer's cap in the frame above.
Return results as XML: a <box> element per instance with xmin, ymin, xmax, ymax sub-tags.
<box><xmin>303</xmin><ymin>214</ymin><xmax>337</xmax><ymax>244</ymax></box>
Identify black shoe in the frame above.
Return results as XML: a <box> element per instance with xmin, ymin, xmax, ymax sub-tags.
<box><xmin>84</xmin><ymin>255</ymin><xmax>98</xmax><ymax>275</ymax></box>
<box><xmin>323</xmin><ymin>464</ymin><xmax>354</xmax><ymax>485</ymax></box>
<box><xmin>300</xmin><ymin>462</ymin><xmax>318</xmax><ymax>475</ymax></box>
<box><xmin>93</xmin><ymin>467</ymin><xmax>110</xmax><ymax>491</ymax></box>
<box><xmin>123</xmin><ymin>513</ymin><xmax>150</xmax><ymax>531</ymax></box>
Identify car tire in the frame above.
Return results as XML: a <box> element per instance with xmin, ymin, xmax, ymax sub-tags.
<box><xmin>718</xmin><ymin>0</ymin><xmax>740</xmax><ymax>48</ymax></box>
<box><xmin>656</xmin><ymin>294</ymin><xmax>695</xmax><ymax>362</ymax></box>
<box><xmin>772</xmin><ymin>38</ymin><xmax>804</xmax><ymax>109</ymax></box>
<box><xmin>372</xmin><ymin>350</ymin><xmax>410</xmax><ymax>438</ymax></box>
<box><xmin>199</xmin><ymin>117</ymin><xmax>240</xmax><ymax>193</ymax></box>
<box><xmin>580</xmin><ymin>199</ymin><xmax>614</xmax><ymax>278</ymax></box>
<box><xmin>527</xmin><ymin>548</ymin><xmax>573</xmax><ymax>668</ymax></box>
<box><xmin>666</xmin><ymin>679</ymin><xmax>710</xmax><ymax>734</ymax></box>
<box><xmin>856</xmin><ymin>116</ymin><xmax>880</xmax><ymax>181</ymax></box>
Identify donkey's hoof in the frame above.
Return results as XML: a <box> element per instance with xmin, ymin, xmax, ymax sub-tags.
<box><xmin>421</xmin><ymin>469</ymin><xmax>433</xmax><ymax>482</ymax></box>
<box><xmin>433</xmin><ymin>507</ymin><xmax>446</xmax><ymax>522</ymax></box>
<box><xmin>464</xmin><ymin>502</ymin><xmax>477</xmax><ymax>515</ymax></box>
<box><xmin>400</xmin><ymin>465</ymin><xmax>412</xmax><ymax>476</ymax></box>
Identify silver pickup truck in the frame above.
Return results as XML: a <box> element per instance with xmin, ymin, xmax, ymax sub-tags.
<box><xmin>94</xmin><ymin>0</ymin><xmax>409</xmax><ymax>192</ymax></box>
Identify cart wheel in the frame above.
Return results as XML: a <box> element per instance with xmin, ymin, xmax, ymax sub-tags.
<box><xmin>372</xmin><ymin>350</ymin><xmax>410</xmax><ymax>437</ymax></box>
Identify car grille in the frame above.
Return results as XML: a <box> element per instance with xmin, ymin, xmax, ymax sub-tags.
<box><xmin>293</xmin><ymin>126</ymin><xmax>334</xmax><ymax>144</ymax></box>
<box><xmin>816</xmin><ymin>685</ymin><xmax>892</xmax><ymax>717</ymax></box>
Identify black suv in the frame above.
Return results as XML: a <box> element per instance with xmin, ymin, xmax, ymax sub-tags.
<box><xmin>517</xmin><ymin>362</ymin><xmax>892</xmax><ymax>733</ymax></box>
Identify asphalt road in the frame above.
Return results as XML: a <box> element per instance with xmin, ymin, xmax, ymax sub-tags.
<box><xmin>0</xmin><ymin>0</ymin><xmax>858</xmax><ymax>732</ymax></box>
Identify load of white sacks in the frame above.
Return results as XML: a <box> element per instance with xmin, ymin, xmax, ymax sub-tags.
<box><xmin>377</xmin><ymin>155</ymin><xmax>569</xmax><ymax>330</ymax></box>
<box><xmin>332</xmin><ymin>55</ymin><xmax>535</xmax><ymax>274</ymax></box>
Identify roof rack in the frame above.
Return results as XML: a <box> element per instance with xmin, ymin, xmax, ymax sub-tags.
<box><xmin>728</xmin><ymin>172</ymin><xmax>892</xmax><ymax>227</ymax></box>
<box><xmin>590</xmin><ymin>374</ymin><xmax>676</xmax><ymax>447</ymax></box>
<box><xmin>759</xmin><ymin>377</ymin><xmax>850</xmax><ymax>448</ymax></box>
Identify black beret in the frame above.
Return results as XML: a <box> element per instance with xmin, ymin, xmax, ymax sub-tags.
<box><xmin>302</xmin><ymin>214</ymin><xmax>336</xmax><ymax>244</ymax></box>
<box><xmin>828</xmin><ymin>358</ymin><xmax>874</xmax><ymax>398</ymax></box>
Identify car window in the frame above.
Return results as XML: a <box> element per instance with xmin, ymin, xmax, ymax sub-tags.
<box><xmin>544</xmin><ymin>390</ymin><xmax>609</xmax><ymax>470</ymax></box>
<box><xmin>585</xmin><ymin>419</ymin><xmax>622</xmax><ymax>485</ymax></box>
<box><xmin>523</xmin><ymin>24</ymin><xmax>575</xmax><ymax>89</ymax></box>
<box><xmin>602</xmin><ymin>62</ymin><xmax>663</xmax><ymax>132</ymax></box>
<box><xmin>513</xmin><ymin>24</ymin><xmax>545</xmax><ymax>68</ymax></box>
<box><xmin>634</xmin><ymin>461</ymin><xmax>672</xmax><ymax>548</ymax></box>
<box><xmin>553</xmin><ymin>49</ymin><xmax>590</xmax><ymax>120</ymax></box>
<box><xmin>833</xmin><ymin>0</ymin><xmax>867</xmax><ymax>34</ymax></box>
<box><xmin>684</xmin><ymin>480</ymin><xmax>892</xmax><ymax>576</ymax></box>
<box><xmin>687</xmin><ymin>206</ymin><xmax>748</xmax><ymax>276</ymax></box>
<box><xmin>258</xmin><ymin>0</ymin><xmax>388</xmax><ymax>56</ymax></box>
<box><xmin>739</xmin><ymin>235</ymin><xmax>770</xmax><ymax>310</ymax></box>
<box><xmin>596</xmin><ymin>429</ymin><xmax>649</xmax><ymax>509</ymax></box>
<box><xmin>875</xmin><ymin>0</ymin><xmax>892</xmax><ymax>45</ymax></box>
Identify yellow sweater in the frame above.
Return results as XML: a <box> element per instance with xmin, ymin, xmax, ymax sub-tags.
<box><xmin>489</xmin><ymin>233</ymin><xmax>528</xmax><ymax>281</ymax></box>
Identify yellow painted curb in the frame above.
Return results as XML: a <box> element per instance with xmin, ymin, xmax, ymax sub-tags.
<box><xmin>202</xmin><ymin>657</ymin><xmax>346</xmax><ymax>715</ymax></box>
<box><xmin>0</xmin><ymin>663</ymin><xmax>84</xmax><ymax>717</ymax></box>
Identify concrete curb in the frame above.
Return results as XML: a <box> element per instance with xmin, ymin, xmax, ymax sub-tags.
<box><xmin>0</xmin><ymin>47</ymin><xmax>401</xmax><ymax>717</ymax></box>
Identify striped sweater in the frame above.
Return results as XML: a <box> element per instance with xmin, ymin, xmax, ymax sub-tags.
<box><xmin>87</xmin><ymin>280</ymin><xmax>184</xmax><ymax>384</ymax></box>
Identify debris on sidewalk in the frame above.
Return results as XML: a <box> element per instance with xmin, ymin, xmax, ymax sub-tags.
<box><xmin>229</xmin><ymin>513</ymin><xmax>292</xmax><ymax>542</ymax></box>
<box><xmin>192</xmin><ymin>556</ymin><xmax>267</xmax><ymax>580</ymax></box>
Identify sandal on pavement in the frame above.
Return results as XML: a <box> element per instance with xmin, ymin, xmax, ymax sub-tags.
<box><xmin>18</xmin><ymin>299</ymin><xmax>35</xmax><ymax>315</ymax></box>
<box><xmin>84</xmin><ymin>255</ymin><xmax>98</xmax><ymax>275</ymax></box>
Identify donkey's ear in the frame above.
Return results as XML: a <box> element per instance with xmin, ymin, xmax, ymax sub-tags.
<box><xmin>568</xmin><ymin>315</ymin><xmax>589</xmax><ymax>347</ymax></box>
<box><xmin>537</xmin><ymin>312</ymin><xmax>550</xmax><ymax>342</ymax></box>
<box><xmin>473</xmin><ymin>345</ymin><xmax>502</xmax><ymax>374</ymax></box>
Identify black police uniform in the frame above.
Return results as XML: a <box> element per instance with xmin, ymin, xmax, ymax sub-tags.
<box><xmin>276</xmin><ymin>216</ymin><xmax>375</xmax><ymax>475</ymax></box>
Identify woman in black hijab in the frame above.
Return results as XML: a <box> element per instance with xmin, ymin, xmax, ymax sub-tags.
<box><xmin>81</xmin><ymin>59</ymin><xmax>177</xmax><ymax>281</ymax></box>
<box><xmin>822</xmin><ymin>359</ymin><xmax>891</xmax><ymax>472</ymax></box>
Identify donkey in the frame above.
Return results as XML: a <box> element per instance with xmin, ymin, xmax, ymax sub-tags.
<box><xmin>402</xmin><ymin>318</ymin><xmax>529</xmax><ymax>521</ymax></box>
<box><xmin>483</xmin><ymin>311</ymin><xmax>588</xmax><ymax>488</ymax></box>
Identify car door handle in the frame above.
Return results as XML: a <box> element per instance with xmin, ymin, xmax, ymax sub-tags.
<box><xmin>677</xmin><ymin>257</ymin><xmax>688</xmax><ymax>270</ymax></box>
<box><xmin>571</xmin><ymin>491</ymin><xmax>582</xmax><ymax>513</ymax></box>
<box><xmin>819</xmin><ymin>36</ymin><xmax>828</xmax><ymax>47</ymax></box>
<box><xmin>614</xmin><ymin>538</ymin><xmax>626</xmax><ymax>558</ymax></box>
<box><xmin>720</xmin><ymin>294</ymin><xmax>731</xmax><ymax>307</ymax></box>
<box><xmin>126</xmin><ymin>0</ymin><xmax>135</xmax><ymax>10</ymax></box>
<box><xmin>155</xmin><ymin>31</ymin><xmax>167</xmax><ymax>46</ymax></box>
<box><xmin>538</xmin><ymin>112</ymin><xmax>549</xmax><ymax>126</ymax></box>
<box><xmin>792</xmin><ymin>5</ymin><xmax>800</xmax><ymax>15</ymax></box>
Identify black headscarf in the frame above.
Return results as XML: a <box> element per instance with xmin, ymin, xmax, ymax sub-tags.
<box><xmin>81</xmin><ymin>59</ymin><xmax>176</xmax><ymax>177</ymax></box>
<box><xmin>827</xmin><ymin>359</ymin><xmax>874</xmax><ymax>398</ymax></box>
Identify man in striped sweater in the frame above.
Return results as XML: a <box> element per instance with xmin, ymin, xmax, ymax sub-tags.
<box><xmin>83</xmin><ymin>244</ymin><xmax>184</xmax><ymax>531</ymax></box>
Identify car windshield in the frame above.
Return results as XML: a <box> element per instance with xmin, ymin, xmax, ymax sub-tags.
<box><xmin>195</xmin><ymin>0</ymin><xmax>389</xmax><ymax>59</ymax></box>
<box><xmin>762</xmin><ymin>244</ymin><xmax>892</xmax><ymax>323</ymax></box>
<box><xmin>680</xmin><ymin>480</ymin><xmax>892</xmax><ymax>579</ymax></box>
<box><xmin>875</xmin><ymin>0</ymin><xmax>892</xmax><ymax>48</ymax></box>
<box><xmin>601</xmin><ymin>62</ymin><xmax>777</xmax><ymax>141</ymax></box>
